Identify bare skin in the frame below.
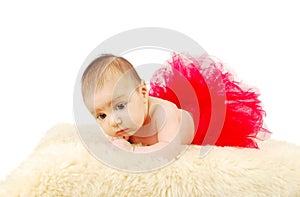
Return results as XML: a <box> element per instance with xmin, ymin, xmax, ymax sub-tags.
<box><xmin>93</xmin><ymin>73</ymin><xmax>194</xmax><ymax>153</ymax></box>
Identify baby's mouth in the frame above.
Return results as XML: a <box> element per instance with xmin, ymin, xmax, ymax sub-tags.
<box><xmin>116</xmin><ymin>129</ymin><xmax>129</xmax><ymax>135</ymax></box>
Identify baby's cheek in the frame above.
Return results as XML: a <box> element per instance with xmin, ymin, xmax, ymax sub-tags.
<box><xmin>127</xmin><ymin>105</ymin><xmax>143</xmax><ymax>126</ymax></box>
<box><xmin>126</xmin><ymin>106</ymin><xmax>136</xmax><ymax>124</ymax></box>
<box><xmin>98</xmin><ymin>122</ymin><xmax>111</xmax><ymax>135</ymax></box>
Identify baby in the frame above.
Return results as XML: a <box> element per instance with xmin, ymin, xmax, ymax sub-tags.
<box><xmin>81</xmin><ymin>54</ymin><xmax>195</xmax><ymax>153</ymax></box>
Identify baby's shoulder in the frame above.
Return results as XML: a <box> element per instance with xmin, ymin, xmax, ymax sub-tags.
<box><xmin>148</xmin><ymin>96</ymin><xmax>180</xmax><ymax>119</ymax></box>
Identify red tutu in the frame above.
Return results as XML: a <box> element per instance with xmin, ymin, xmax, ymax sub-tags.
<box><xmin>149</xmin><ymin>53</ymin><xmax>270</xmax><ymax>148</ymax></box>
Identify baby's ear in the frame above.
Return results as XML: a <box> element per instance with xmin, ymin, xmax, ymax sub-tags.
<box><xmin>140</xmin><ymin>80</ymin><xmax>148</xmax><ymax>98</ymax></box>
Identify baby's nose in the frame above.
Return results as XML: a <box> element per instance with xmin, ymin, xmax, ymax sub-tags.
<box><xmin>109</xmin><ymin>114</ymin><xmax>122</xmax><ymax>126</ymax></box>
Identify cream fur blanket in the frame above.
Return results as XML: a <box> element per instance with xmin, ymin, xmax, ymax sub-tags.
<box><xmin>0</xmin><ymin>123</ymin><xmax>300</xmax><ymax>196</ymax></box>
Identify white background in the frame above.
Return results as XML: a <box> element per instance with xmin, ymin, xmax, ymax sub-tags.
<box><xmin>0</xmin><ymin>0</ymin><xmax>299</xmax><ymax>180</ymax></box>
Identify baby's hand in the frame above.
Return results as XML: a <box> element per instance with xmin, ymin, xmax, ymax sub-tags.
<box><xmin>109</xmin><ymin>136</ymin><xmax>130</xmax><ymax>141</ymax></box>
<box><xmin>110</xmin><ymin>137</ymin><xmax>133</xmax><ymax>152</ymax></box>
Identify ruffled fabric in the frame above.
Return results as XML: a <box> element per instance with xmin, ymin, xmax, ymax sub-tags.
<box><xmin>149</xmin><ymin>53</ymin><xmax>270</xmax><ymax>148</ymax></box>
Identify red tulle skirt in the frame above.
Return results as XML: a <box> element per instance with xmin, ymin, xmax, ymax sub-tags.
<box><xmin>149</xmin><ymin>53</ymin><xmax>270</xmax><ymax>148</ymax></box>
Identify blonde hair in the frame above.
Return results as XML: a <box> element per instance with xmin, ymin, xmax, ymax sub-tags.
<box><xmin>81</xmin><ymin>54</ymin><xmax>142</xmax><ymax>111</ymax></box>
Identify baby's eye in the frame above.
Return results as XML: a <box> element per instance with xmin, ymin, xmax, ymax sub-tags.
<box><xmin>116</xmin><ymin>103</ymin><xmax>126</xmax><ymax>110</ymax></box>
<box><xmin>97</xmin><ymin>113</ymin><xmax>107</xmax><ymax>120</ymax></box>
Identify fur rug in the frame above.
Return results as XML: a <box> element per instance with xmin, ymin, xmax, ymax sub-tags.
<box><xmin>0</xmin><ymin>123</ymin><xmax>300</xmax><ymax>197</ymax></box>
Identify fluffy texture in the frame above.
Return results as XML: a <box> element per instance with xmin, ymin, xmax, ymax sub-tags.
<box><xmin>150</xmin><ymin>54</ymin><xmax>270</xmax><ymax>148</ymax></box>
<box><xmin>0</xmin><ymin>123</ymin><xmax>299</xmax><ymax>197</ymax></box>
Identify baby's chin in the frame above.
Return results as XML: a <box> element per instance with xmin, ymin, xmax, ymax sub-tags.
<box><xmin>113</xmin><ymin>128</ymin><xmax>139</xmax><ymax>138</ymax></box>
<box><xmin>123</xmin><ymin>129</ymin><xmax>138</xmax><ymax>137</ymax></box>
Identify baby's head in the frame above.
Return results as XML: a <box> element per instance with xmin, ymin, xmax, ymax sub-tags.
<box><xmin>82</xmin><ymin>54</ymin><xmax>142</xmax><ymax>110</ymax></box>
<box><xmin>81</xmin><ymin>54</ymin><xmax>148</xmax><ymax>137</ymax></box>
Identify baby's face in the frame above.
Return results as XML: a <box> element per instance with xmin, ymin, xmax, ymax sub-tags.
<box><xmin>93</xmin><ymin>73</ymin><xmax>147</xmax><ymax>137</ymax></box>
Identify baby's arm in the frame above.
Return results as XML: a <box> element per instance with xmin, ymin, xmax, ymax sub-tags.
<box><xmin>153</xmin><ymin>102</ymin><xmax>194</xmax><ymax>145</ymax></box>
<box><xmin>132</xmin><ymin>106</ymin><xmax>194</xmax><ymax>153</ymax></box>
<box><xmin>132</xmin><ymin>103</ymin><xmax>194</xmax><ymax>153</ymax></box>
<box><xmin>133</xmin><ymin>141</ymin><xmax>169</xmax><ymax>153</ymax></box>
<box><xmin>111</xmin><ymin>102</ymin><xmax>194</xmax><ymax>153</ymax></box>
<box><xmin>110</xmin><ymin>137</ymin><xmax>168</xmax><ymax>153</ymax></box>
